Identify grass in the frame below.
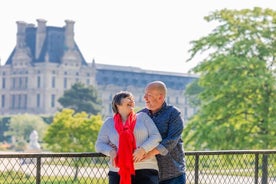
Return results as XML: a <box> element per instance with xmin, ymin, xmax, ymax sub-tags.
<box><xmin>0</xmin><ymin>170</ymin><xmax>107</xmax><ymax>184</ymax></box>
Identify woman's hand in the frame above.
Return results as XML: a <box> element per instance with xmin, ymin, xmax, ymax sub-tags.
<box><xmin>133</xmin><ymin>147</ymin><xmax>146</xmax><ymax>162</ymax></box>
<box><xmin>109</xmin><ymin>149</ymin><xmax>117</xmax><ymax>167</ymax></box>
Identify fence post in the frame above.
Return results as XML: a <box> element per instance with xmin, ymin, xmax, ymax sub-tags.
<box><xmin>36</xmin><ymin>156</ymin><xmax>41</xmax><ymax>184</ymax></box>
<box><xmin>194</xmin><ymin>154</ymin><xmax>199</xmax><ymax>184</ymax></box>
<box><xmin>254</xmin><ymin>153</ymin><xmax>259</xmax><ymax>184</ymax></box>
<box><xmin>261</xmin><ymin>154</ymin><xmax>268</xmax><ymax>184</ymax></box>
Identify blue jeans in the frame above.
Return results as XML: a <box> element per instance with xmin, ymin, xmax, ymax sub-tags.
<box><xmin>108</xmin><ymin>169</ymin><xmax>159</xmax><ymax>184</ymax></box>
<box><xmin>159</xmin><ymin>173</ymin><xmax>186</xmax><ymax>184</ymax></box>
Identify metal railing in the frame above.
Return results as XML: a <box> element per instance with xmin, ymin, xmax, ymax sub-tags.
<box><xmin>185</xmin><ymin>150</ymin><xmax>276</xmax><ymax>184</ymax></box>
<box><xmin>0</xmin><ymin>150</ymin><xmax>275</xmax><ymax>184</ymax></box>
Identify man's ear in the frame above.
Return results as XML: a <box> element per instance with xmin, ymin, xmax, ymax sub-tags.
<box><xmin>159</xmin><ymin>94</ymin><xmax>164</xmax><ymax>101</ymax></box>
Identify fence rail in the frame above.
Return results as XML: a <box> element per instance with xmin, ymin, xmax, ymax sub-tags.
<box><xmin>0</xmin><ymin>150</ymin><xmax>275</xmax><ymax>184</ymax></box>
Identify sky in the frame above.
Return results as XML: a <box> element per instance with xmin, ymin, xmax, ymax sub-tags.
<box><xmin>1</xmin><ymin>0</ymin><xmax>276</xmax><ymax>73</ymax></box>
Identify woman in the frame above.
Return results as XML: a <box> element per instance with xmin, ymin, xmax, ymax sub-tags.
<box><xmin>95</xmin><ymin>91</ymin><xmax>161</xmax><ymax>184</ymax></box>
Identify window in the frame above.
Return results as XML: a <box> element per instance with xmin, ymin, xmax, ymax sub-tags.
<box><xmin>64</xmin><ymin>78</ymin><xmax>67</xmax><ymax>89</ymax></box>
<box><xmin>2</xmin><ymin>78</ymin><xmax>5</xmax><ymax>89</ymax></box>
<box><xmin>1</xmin><ymin>95</ymin><xmax>5</xmax><ymax>108</ymax></box>
<box><xmin>19</xmin><ymin>78</ymin><xmax>23</xmax><ymax>88</ymax></box>
<box><xmin>51</xmin><ymin>94</ymin><xmax>55</xmax><ymax>107</ymax></box>
<box><xmin>52</xmin><ymin>77</ymin><xmax>56</xmax><ymax>88</ymax></box>
<box><xmin>86</xmin><ymin>79</ymin><xmax>90</xmax><ymax>85</ymax></box>
<box><xmin>18</xmin><ymin>94</ymin><xmax>21</xmax><ymax>108</ymax></box>
<box><xmin>23</xmin><ymin>94</ymin><xmax>27</xmax><ymax>109</ymax></box>
<box><xmin>37</xmin><ymin>76</ymin><xmax>41</xmax><ymax>88</ymax></box>
<box><xmin>12</xmin><ymin>78</ymin><xmax>16</xmax><ymax>89</ymax></box>
<box><xmin>37</xmin><ymin>94</ymin><xmax>40</xmax><ymax>107</ymax></box>
<box><xmin>12</xmin><ymin>95</ymin><xmax>15</xmax><ymax>109</ymax></box>
<box><xmin>184</xmin><ymin>107</ymin><xmax>188</xmax><ymax>118</ymax></box>
<box><xmin>184</xmin><ymin>96</ymin><xmax>188</xmax><ymax>105</ymax></box>
<box><xmin>25</xmin><ymin>77</ymin><xmax>28</xmax><ymax>88</ymax></box>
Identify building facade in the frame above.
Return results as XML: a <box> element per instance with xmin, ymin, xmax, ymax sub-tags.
<box><xmin>0</xmin><ymin>19</ymin><xmax>197</xmax><ymax>121</ymax></box>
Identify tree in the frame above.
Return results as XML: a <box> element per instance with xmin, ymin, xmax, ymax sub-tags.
<box><xmin>4</xmin><ymin>114</ymin><xmax>48</xmax><ymax>151</ymax></box>
<box><xmin>43</xmin><ymin>108</ymin><xmax>102</xmax><ymax>152</ymax></box>
<box><xmin>43</xmin><ymin>108</ymin><xmax>103</xmax><ymax>181</ymax></box>
<box><xmin>184</xmin><ymin>78</ymin><xmax>203</xmax><ymax>108</ymax></box>
<box><xmin>58</xmin><ymin>82</ymin><xmax>102</xmax><ymax>115</ymax></box>
<box><xmin>0</xmin><ymin>117</ymin><xmax>10</xmax><ymax>142</ymax></box>
<box><xmin>184</xmin><ymin>7</ymin><xmax>276</xmax><ymax>150</ymax></box>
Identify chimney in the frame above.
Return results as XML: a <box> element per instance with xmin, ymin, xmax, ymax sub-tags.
<box><xmin>36</xmin><ymin>19</ymin><xmax>47</xmax><ymax>59</ymax></box>
<box><xmin>16</xmin><ymin>21</ymin><xmax>27</xmax><ymax>49</ymax></box>
<box><xmin>64</xmin><ymin>20</ymin><xmax>75</xmax><ymax>50</ymax></box>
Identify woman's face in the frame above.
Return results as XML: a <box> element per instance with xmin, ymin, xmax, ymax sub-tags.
<box><xmin>117</xmin><ymin>96</ymin><xmax>135</xmax><ymax>114</ymax></box>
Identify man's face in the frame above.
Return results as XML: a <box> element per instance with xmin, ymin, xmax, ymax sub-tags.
<box><xmin>144</xmin><ymin>87</ymin><xmax>161</xmax><ymax>112</ymax></box>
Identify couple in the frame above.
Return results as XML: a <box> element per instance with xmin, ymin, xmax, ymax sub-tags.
<box><xmin>95</xmin><ymin>81</ymin><xmax>186</xmax><ymax>184</ymax></box>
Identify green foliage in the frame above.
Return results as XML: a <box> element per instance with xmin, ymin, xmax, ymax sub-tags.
<box><xmin>43</xmin><ymin>109</ymin><xmax>103</xmax><ymax>152</ymax></box>
<box><xmin>0</xmin><ymin>116</ymin><xmax>11</xmax><ymax>142</ymax></box>
<box><xmin>184</xmin><ymin>78</ymin><xmax>203</xmax><ymax>107</ymax></box>
<box><xmin>184</xmin><ymin>7</ymin><xmax>276</xmax><ymax>150</ymax></box>
<box><xmin>41</xmin><ymin>115</ymin><xmax>54</xmax><ymax>125</ymax></box>
<box><xmin>58</xmin><ymin>82</ymin><xmax>102</xmax><ymax>115</ymax></box>
<box><xmin>4</xmin><ymin>114</ymin><xmax>49</xmax><ymax>151</ymax></box>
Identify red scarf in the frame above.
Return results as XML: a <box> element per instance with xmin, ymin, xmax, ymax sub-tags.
<box><xmin>114</xmin><ymin>111</ymin><xmax>137</xmax><ymax>184</ymax></box>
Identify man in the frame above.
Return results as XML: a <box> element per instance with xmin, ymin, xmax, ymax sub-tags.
<box><xmin>139</xmin><ymin>80</ymin><xmax>186</xmax><ymax>184</ymax></box>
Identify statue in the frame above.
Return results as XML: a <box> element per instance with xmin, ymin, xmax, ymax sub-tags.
<box><xmin>28</xmin><ymin>130</ymin><xmax>41</xmax><ymax>151</ymax></box>
<box><xmin>22</xmin><ymin>130</ymin><xmax>41</xmax><ymax>164</ymax></box>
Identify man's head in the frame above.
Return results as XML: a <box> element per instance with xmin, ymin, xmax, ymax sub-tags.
<box><xmin>144</xmin><ymin>81</ymin><xmax>167</xmax><ymax>114</ymax></box>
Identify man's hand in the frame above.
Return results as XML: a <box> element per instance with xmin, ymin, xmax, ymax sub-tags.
<box><xmin>142</xmin><ymin>148</ymin><xmax>160</xmax><ymax>160</ymax></box>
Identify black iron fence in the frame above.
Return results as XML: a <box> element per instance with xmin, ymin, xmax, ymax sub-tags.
<box><xmin>0</xmin><ymin>150</ymin><xmax>275</xmax><ymax>184</ymax></box>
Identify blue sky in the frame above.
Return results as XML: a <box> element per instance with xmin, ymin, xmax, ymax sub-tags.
<box><xmin>1</xmin><ymin>0</ymin><xmax>275</xmax><ymax>73</ymax></box>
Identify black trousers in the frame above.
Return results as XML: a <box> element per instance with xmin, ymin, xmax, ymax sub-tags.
<box><xmin>108</xmin><ymin>169</ymin><xmax>159</xmax><ymax>184</ymax></box>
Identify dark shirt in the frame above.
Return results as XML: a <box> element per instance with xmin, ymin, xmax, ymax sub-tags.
<box><xmin>140</xmin><ymin>102</ymin><xmax>186</xmax><ymax>181</ymax></box>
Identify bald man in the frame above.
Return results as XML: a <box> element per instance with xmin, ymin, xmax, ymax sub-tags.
<box><xmin>139</xmin><ymin>81</ymin><xmax>186</xmax><ymax>184</ymax></box>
